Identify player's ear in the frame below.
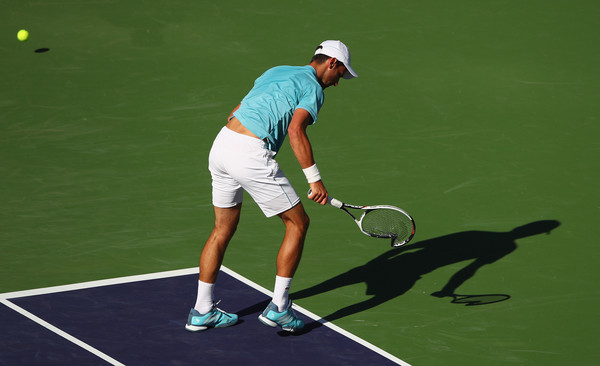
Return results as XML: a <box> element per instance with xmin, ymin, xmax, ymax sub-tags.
<box><xmin>328</xmin><ymin>57</ymin><xmax>338</xmax><ymax>69</ymax></box>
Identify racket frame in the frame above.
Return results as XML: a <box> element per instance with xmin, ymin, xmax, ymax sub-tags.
<box><xmin>327</xmin><ymin>197</ymin><xmax>416</xmax><ymax>247</ymax></box>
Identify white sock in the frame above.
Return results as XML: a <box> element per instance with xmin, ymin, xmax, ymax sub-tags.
<box><xmin>194</xmin><ymin>280</ymin><xmax>214</xmax><ymax>314</ymax></box>
<box><xmin>272</xmin><ymin>276</ymin><xmax>293</xmax><ymax>312</ymax></box>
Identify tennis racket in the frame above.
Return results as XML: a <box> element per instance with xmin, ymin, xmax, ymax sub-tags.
<box><xmin>309</xmin><ymin>190</ymin><xmax>416</xmax><ymax>247</ymax></box>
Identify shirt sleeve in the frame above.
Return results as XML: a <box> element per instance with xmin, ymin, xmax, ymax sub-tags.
<box><xmin>296</xmin><ymin>84</ymin><xmax>324</xmax><ymax>125</ymax></box>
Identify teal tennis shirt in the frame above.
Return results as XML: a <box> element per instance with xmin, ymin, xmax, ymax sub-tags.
<box><xmin>233</xmin><ymin>65</ymin><xmax>324</xmax><ymax>153</ymax></box>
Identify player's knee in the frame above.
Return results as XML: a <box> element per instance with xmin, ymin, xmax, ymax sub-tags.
<box><xmin>212</xmin><ymin>222</ymin><xmax>238</xmax><ymax>241</ymax></box>
<box><xmin>282</xmin><ymin>208</ymin><xmax>310</xmax><ymax>233</ymax></box>
<box><xmin>295</xmin><ymin>211</ymin><xmax>310</xmax><ymax>236</ymax></box>
<box><xmin>298</xmin><ymin>212</ymin><xmax>310</xmax><ymax>233</ymax></box>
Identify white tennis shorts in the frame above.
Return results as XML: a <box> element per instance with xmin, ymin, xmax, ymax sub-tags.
<box><xmin>208</xmin><ymin>126</ymin><xmax>300</xmax><ymax>217</ymax></box>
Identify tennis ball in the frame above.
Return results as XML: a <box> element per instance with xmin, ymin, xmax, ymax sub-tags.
<box><xmin>17</xmin><ymin>29</ymin><xmax>29</xmax><ymax>42</ymax></box>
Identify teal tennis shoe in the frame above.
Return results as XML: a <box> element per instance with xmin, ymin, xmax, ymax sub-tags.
<box><xmin>185</xmin><ymin>306</ymin><xmax>238</xmax><ymax>332</ymax></box>
<box><xmin>258</xmin><ymin>300</ymin><xmax>304</xmax><ymax>332</ymax></box>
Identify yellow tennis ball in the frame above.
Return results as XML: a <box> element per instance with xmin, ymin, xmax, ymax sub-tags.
<box><xmin>17</xmin><ymin>29</ymin><xmax>29</xmax><ymax>42</ymax></box>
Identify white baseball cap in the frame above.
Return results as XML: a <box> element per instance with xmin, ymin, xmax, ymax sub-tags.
<box><xmin>314</xmin><ymin>40</ymin><xmax>358</xmax><ymax>79</ymax></box>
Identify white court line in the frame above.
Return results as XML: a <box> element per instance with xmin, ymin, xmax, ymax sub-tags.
<box><xmin>0</xmin><ymin>267</ymin><xmax>198</xmax><ymax>300</ymax></box>
<box><xmin>0</xmin><ymin>298</ymin><xmax>126</xmax><ymax>366</ymax></box>
<box><xmin>0</xmin><ymin>268</ymin><xmax>199</xmax><ymax>366</ymax></box>
<box><xmin>1</xmin><ymin>266</ymin><xmax>411</xmax><ymax>366</ymax></box>
<box><xmin>219</xmin><ymin>266</ymin><xmax>412</xmax><ymax>366</ymax></box>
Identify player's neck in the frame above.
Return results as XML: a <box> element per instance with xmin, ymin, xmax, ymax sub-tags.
<box><xmin>309</xmin><ymin>62</ymin><xmax>328</xmax><ymax>89</ymax></box>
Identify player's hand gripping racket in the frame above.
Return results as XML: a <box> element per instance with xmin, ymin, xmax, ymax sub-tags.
<box><xmin>308</xmin><ymin>190</ymin><xmax>416</xmax><ymax>247</ymax></box>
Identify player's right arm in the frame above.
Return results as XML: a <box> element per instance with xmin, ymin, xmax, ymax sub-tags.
<box><xmin>288</xmin><ymin>108</ymin><xmax>328</xmax><ymax>205</ymax></box>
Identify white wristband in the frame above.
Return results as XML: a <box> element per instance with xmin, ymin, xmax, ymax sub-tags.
<box><xmin>302</xmin><ymin>164</ymin><xmax>321</xmax><ymax>183</ymax></box>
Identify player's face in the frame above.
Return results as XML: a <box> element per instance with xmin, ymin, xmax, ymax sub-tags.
<box><xmin>321</xmin><ymin>60</ymin><xmax>347</xmax><ymax>88</ymax></box>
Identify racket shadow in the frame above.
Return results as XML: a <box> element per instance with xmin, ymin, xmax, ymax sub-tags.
<box><xmin>292</xmin><ymin>220</ymin><xmax>560</xmax><ymax>323</ymax></box>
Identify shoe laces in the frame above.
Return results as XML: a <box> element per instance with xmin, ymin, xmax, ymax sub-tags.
<box><xmin>212</xmin><ymin>300</ymin><xmax>230</xmax><ymax>316</ymax></box>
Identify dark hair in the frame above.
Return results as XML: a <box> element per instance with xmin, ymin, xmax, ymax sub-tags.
<box><xmin>311</xmin><ymin>53</ymin><xmax>330</xmax><ymax>64</ymax></box>
<box><xmin>311</xmin><ymin>52</ymin><xmax>344</xmax><ymax>67</ymax></box>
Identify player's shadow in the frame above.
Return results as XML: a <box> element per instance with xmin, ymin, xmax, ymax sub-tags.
<box><xmin>291</xmin><ymin>220</ymin><xmax>560</xmax><ymax>327</ymax></box>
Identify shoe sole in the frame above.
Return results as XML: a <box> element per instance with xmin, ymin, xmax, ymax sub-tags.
<box><xmin>185</xmin><ymin>319</ymin><xmax>238</xmax><ymax>332</ymax></box>
<box><xmin>258</xmin><ymin>314</ymin><xmax>301</xmax><ymax>332</ymax></box>
<box><xmin>258</xmin><ymin>314</ymin><xmax>277</xmax><ymax>328</ymax></box>
<box><xmin>185</xmin><ymin>324</ymin><xmax>209</xmax><ymax>332</ymax></box>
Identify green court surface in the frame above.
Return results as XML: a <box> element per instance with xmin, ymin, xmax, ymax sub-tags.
<box><xmin>1</xmin><ymin>1</ymin><xmax>598</xmax><ymax>365</ymax></box>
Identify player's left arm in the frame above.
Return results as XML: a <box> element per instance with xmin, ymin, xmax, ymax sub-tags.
<box><xmin>227</xmin><ymin>103</ymin><xmax>241</xmax><ymax>121</ymax></box>
<box><xmin>288</xmin><ymin>108</ymin><xmax>328</xmax><ymax>205</ymax></box>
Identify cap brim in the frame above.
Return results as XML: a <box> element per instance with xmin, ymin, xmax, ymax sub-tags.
<box><xmin>342</xmin><ymin>64</ymin><xmax>358</xmax><ymax>79</ymax></box>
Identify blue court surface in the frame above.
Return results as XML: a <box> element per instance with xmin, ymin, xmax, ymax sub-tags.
<box><xmin>0</xmin><ymin>267</ymin><xmax>409</xmax><ymax>366</ymax></box>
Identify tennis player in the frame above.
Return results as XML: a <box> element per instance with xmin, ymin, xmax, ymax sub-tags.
<box><xmin>185</xmin><ymin>40</ymin><xmax>358</xmax><ymax>333</ymax></box>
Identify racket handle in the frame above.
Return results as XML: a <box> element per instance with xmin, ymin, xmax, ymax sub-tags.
<box><xmin>328</xmin><ymin>197</ymin><xmax>343</xmax><ymax>209</ymax></box>
<box><xmin>307</xmin><ymin>189</ymin><xmax>343</xmax><ymax>209</ymax></box>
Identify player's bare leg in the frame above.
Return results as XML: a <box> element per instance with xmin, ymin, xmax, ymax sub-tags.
<box><xmin>186</xmin><ymin>204</ymin><xmax>241</xmax><ymax>332</ymax></box>
<box><xmin>276</xmin><ymin>202</ymin><xmax>310</xmax><ymax>278</ymax></box>
<box><xmin>199</xmin><ymin>204</ymin><xmax>242</xmax><ymax>283</ymax></box>
<box><xmin>257</xmin><ymin>202</ymin><xmax>309</xmax><ymax>333</ymax></box>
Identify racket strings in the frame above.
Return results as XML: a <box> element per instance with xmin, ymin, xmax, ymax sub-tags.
<box><xmin>360</xmin><ymin>209</ymin><xmax>413</xmax><ymax>240</ymax></box>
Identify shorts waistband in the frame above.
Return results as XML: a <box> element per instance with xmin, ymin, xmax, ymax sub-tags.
<box><xmin>219</xmin><ymin>126</ymin><xmax>270</xmax><ymax>150</ymax></box>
